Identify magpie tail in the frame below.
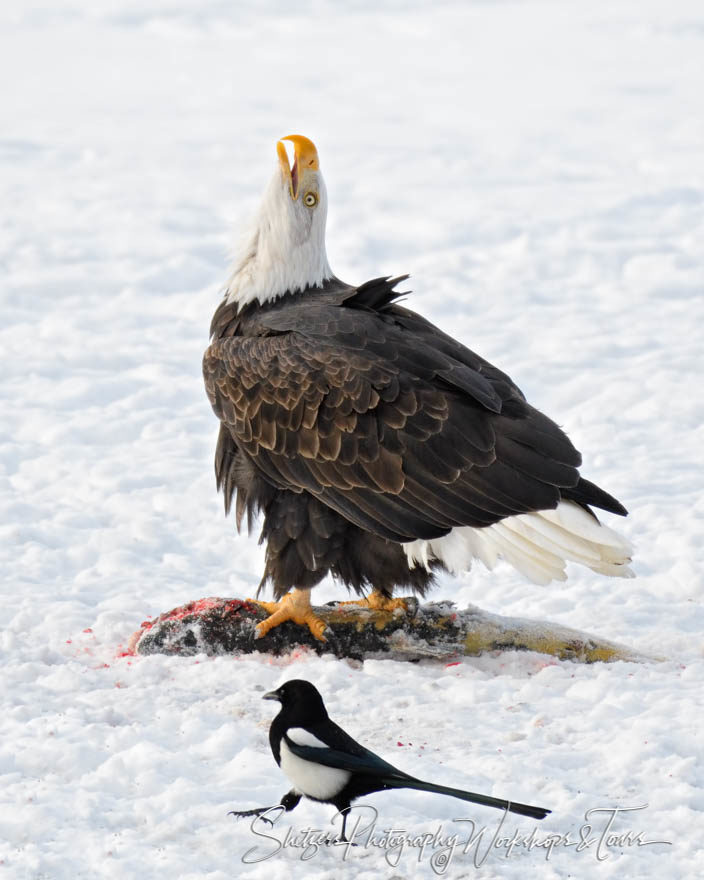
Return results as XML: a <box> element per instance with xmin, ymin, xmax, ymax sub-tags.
<box><xmin>384</xmin><ymin>777</ymin><xmax>551</xmax><ymax>820</ymax></box>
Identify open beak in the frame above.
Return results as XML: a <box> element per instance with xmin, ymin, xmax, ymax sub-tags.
<box><xmin>276</xmin><ymin>134</ymin><xmax>319</xmax><ymax>200</ymax></box>
<box><xmin>262</xmin><ymin>689</ymin><xmax>281</xmax><ymax>701</ymax></box>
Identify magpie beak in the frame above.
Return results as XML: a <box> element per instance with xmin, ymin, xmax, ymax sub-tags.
<box><xmin>230</xmin><ymin>679</ymin><xmax>551</xmax><ymax>843</ymax></box>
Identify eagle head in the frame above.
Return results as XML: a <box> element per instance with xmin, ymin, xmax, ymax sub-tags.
<box><xmin>225</xmin><ymin>134</ymin><xmax>332</xmax><ymax>307</ymax></box>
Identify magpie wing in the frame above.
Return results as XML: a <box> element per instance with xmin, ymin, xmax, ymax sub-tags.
<box><xmin>284</xmin><ymin>736</ymin><xmax>409</xmax><ymax>781</ymax></box>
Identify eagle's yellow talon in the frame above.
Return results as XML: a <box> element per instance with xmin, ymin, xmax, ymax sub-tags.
<box><xmin>249</xmin><ymin>599</ymin><xmax>281</xmax><ymax>616</ymax></box>
<box><xmin>303</xmin><ymin>613</ymin><xmax>328</xmax><ymax>641</ymax></box>
<box><xmin>338</xmin><ymin>590</ymin><xmax>409</xmax><ymax>613</ymax></box>
<box><xmin>249</xmin><ymin>589</ymin><xmax>327</xmax><ymax>642</ymax></box>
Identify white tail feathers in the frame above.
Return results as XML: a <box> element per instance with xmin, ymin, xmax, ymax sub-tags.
<box><xmin>403</xmin><ymin>501</ymin><xmax>634</xmax><ymax>586</ymax></box>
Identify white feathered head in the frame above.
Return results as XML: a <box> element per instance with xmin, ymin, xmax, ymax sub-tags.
<box><xmin>226</xmin><ymin>135</ymin><xmax>332</xmax><ymax>307</ymax></box>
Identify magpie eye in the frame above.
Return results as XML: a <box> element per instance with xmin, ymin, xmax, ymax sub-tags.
<box><xmin>303</xmin><ymin>191</ymin><xmax>318</xmax><ymax>208</ymax></box>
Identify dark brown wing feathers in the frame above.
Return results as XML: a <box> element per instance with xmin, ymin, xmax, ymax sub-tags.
<box><xmin>204</xmin><ymin>278</ymin><xmax>626</xmax><ymax>547</ymax></box>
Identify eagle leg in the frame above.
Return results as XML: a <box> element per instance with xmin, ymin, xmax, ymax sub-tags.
<box><xmin>249</xmin><ymin>588</ymin><xmax>328</xmax><ymax>642</ymax></box>
<box><xmin>337</xmin><ymin>590</ymin><xmax>409</xmax><ymax>614</ymax></box>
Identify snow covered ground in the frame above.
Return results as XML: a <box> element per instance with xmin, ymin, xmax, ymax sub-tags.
<box><xmin>2</xmin><ymin>0</ymin><xmax>703</xmax><ymax>877</ymax></box>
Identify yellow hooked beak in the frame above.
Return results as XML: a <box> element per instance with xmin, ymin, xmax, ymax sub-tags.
<box><xmin>277</xmin><ymin>134</ymin><xmax>319</xmax><ymax>200</ymax></box>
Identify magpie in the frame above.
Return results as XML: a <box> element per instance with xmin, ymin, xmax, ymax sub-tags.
<box><xmin>230</xmin><ymin>679</ymin><xmax>550</xmax><ymax>840</ymax></box>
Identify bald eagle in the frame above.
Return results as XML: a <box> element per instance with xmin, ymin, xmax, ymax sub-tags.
<box><xmin>203</xmin><ymin>135</ymin><xmax>632</xmax><ymax>641</ymax></box>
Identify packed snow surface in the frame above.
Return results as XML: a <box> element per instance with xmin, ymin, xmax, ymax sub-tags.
<box><xmin>2</xmin><ymin>1</ymin><xmax>703</xmax><ymax>878</ymax></box>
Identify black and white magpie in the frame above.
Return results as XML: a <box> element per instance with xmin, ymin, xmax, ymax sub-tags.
<box><xmin>230</xmin><ymin>679</ymin><xmax>551</xmax><ymax>840</ymax></box>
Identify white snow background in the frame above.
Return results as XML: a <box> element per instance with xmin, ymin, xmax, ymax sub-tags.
<box><xmin>2</xmin><ymin>1</ymin><xmax>703</xmax><ymax>878</ymax></box>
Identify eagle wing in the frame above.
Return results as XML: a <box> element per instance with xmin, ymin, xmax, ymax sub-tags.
<box><xmin>202</xmin><ymin>300</ymin><xmax>597</xmax><ymax>544</ymax></box>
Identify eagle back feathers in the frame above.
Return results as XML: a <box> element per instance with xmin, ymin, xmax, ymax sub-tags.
<box><xmin>203</xmin><ymin>277</ymin><xmax>625</xmax><ymax>552</ymax></box>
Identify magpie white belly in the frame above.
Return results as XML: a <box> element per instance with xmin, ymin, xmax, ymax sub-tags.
<box><xmin>280</xmin><ymin>739</ymin><xmax>351</xmax><ymax>801</ymax></box>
